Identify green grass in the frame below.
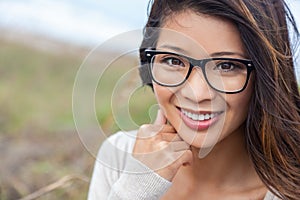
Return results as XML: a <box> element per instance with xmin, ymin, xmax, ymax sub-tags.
<box><xmin>0</xmin><ymin>40</ymin><xmax>79</xmax><ymax>135</ymax></box>
<box><xmin>0</xmin><ymin>38</ymin><xmax>156</xmax><ymax>199</ymax></box>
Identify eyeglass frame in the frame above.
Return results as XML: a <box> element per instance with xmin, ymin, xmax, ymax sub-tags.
<box><xmin>144</xmin><ymin>49</ymin><xmax>255</xmax><ymax>94</ymax></box>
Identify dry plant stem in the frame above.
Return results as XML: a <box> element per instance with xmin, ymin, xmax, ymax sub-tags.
<box><xmin>17</xmin><ymin>174</ymin><xmax>89</xmax><ymax>200</ymax></box>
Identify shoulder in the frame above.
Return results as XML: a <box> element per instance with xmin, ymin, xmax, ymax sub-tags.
<box><xmin>100</xmin><ymin>130</ymin><xmax>137</xmax><ymax>155</ymax></box>
<box><xmin>87</xmin><ymin>130</ymin><xmax>139</xmax><ymax>200</ymax></box>
<box><xmin>104</xmin><ymin>130</ymin><xmax>137</xmax><ymax>151</ymax></box>
<box><xmin>96</xmin><ymin>130</ymin><xmax>138</xmax><ymax>171</ymax></box>
<box><xmin>264</xmin><ymin>191</ymin><xmax>282</xmax><ymax>200</ymax></box>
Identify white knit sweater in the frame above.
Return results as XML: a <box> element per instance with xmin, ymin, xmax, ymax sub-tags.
<box><xmin>88</xmin><ymin>131</ymin><xmax>280</xmax><ymax>200</ymax></box>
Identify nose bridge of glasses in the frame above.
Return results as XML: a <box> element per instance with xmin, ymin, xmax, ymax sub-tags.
<box><xmin>187</xmin><ymin>58</ymin><xmax>208</xmax><ymax>82</ymax></box>
<box><xmin>189</xmin><ymin>57</ymin><xmax>207</xmax><ymax>70</ymax></box>
<box><xmin>187</xmin><ymin>59</ymin><xmax>208</xmax><ymax>84</ymax></box>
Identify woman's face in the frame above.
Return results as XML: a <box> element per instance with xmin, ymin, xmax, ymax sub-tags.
<box><xmin>153</xmin><ymin>11</ymin><xmax>254</xmax><ymax>149</ymax></box>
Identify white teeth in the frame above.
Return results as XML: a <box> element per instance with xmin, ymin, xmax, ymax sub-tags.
<box><xmin>204</xmin><ymin>114</ymin><xmax>210</xmax><ymax>120</ymax></box>
<box><xmin>182</xmin><ymin>109</ymin><xmax>217</xmax><ymax>121</ymax></box>
<box><xmin>192</xmin><ymin>114</ymin><xmax>198</xmax><ymax>120</ymax></box>
<box><xmin>199</xmin><ymin>114</ymin><xmax>204</xmax><ymax>121</ymax></box>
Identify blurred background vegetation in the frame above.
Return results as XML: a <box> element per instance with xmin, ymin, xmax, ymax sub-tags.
<box><xmin>0</xmin><ymin>31</ymin><xmax>156</xmax><ymax>199</ymax></box>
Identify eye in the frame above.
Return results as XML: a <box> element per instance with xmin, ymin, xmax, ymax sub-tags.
<box><xmin>161</xmin><ymin>56</ymin><xmax>186</xmax><ymax>67</ymax></box>
<box><xmin>215</xmin><ymin>62</ymin><xmax>241</xmax><ymax>72</ymax></box>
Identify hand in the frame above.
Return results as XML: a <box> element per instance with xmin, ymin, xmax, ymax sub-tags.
<box><xmin>133</xmin><ymin>109</ymin><xmax>193</xmax><ymax>181</ymax></box>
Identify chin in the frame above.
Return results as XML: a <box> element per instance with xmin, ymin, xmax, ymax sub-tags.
<box><xmin>178</xmin><ymin>127</ymin><xmax>223</xmax><ymax>150</ymax></box>
<box><xmin>190</xmin><ymin>136</ymin><xmax>220</xmax><ymax>149</ymax></box>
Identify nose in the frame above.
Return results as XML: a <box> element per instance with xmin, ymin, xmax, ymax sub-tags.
<box><xmin>179</xmin><ymin>68</ymin><xmax>217</xmax><ymax>103</ymax></box>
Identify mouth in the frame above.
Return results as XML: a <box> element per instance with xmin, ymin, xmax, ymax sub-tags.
<box><xmin>177</xmin><ymin>107</ymin><xmax>224</xmax><ymax>131</ymax></box>
<box><xmin>181</xmin><ymin>109</ymin><xmax>221</xmax><ymax>121</ymax></box>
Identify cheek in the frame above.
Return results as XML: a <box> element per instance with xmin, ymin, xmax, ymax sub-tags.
<box><xmin>227</xmin><ymin>81</ymin><xmax>253</xmax><ymax>119</ymax></box>
<box><xmin>153</xmin><ymin>84</ymin><xmax>174</xmax><ymax>106</ymax></box>
<box><xmin>230</xmin><ymin>97</ymin><xmax>250</xmax><ymax>121</ymax></box>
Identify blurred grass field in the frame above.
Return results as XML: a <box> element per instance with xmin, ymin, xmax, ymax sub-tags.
<box><xmin>0</xmin><ymin>34</ymin><xmax>156</xmax><ymax>199</ymax></box>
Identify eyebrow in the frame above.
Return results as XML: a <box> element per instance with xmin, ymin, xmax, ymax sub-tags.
<box><xmin>210</xmin><ymin>51</ymin><xmax>247</xmax><ymax>58</ymax></box>
<box><xmin>156</xmin><ymin>44</ymin><xmax>190</xmax><ymax>55</ymax></box>
<box><xmin>156</xmin><ymin>44</ymin><xmax>247</xmax><ymax>58</ymax></box>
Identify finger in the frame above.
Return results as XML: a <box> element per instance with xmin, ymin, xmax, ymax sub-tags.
<box><xmin>137</xmin><ymin>124</ymin><xmax>175</xmax><ymax>138</ymax></box>
<box><xmin>153</xmin><ymin>124</ymin><xmax>176</xmax><ymax>134</ymax></box>
<box><xmin>168</xmin><ymin>141</ymin><xmax>190</xmax><ymax>152</ymax></box>
<box><xmin>161</xmin><ymin>133</ymin><xmax>182</xmax><ymax>142</ymax></box>
<box><xmin>154</xmin><ymin>109</ymin><xmax>167</xmax><ymax>125</ymax></box>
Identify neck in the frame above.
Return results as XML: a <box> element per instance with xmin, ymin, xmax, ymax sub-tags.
<box><xmin>182</xmin><ymin>127</ymin><xmax>261</xmax><ymax>189</ymax></box>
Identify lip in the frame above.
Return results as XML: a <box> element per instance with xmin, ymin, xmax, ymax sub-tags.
<box><xmin>177</xmin><ymin>107</ymin><xmax>223</xmax><ymax>131</ymax></box>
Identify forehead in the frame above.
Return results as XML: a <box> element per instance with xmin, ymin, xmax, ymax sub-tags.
<box><xmin>157</xmin><ymin>11</ymin><xmax>246</xmax><ymax>58</ymax></box>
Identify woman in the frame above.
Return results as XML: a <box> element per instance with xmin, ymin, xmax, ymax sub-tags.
<box><xmin>88</xmin><ymin>0</ymin><xmax>300</xmax><ymax>199</ymax></box>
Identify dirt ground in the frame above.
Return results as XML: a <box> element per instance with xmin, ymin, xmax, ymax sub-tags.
<box><xmin>0</xmin><ymin>129</ymin><xmax>99</xmax><ymax>199</ymax></box>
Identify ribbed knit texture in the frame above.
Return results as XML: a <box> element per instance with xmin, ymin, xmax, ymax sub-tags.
<box><xmin>88</xmin><ymin>131</ymin><xmax>281</xmax><ymax>200</ymax></box>
<box><xmin>109</xmin><ymin>155</ymin><xmax>171</xmax><ymax>199</ymax></box>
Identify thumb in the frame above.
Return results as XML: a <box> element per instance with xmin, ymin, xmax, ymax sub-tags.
<box><xmin>154</xmin><ymin>109</ymin><xmax>167</xmax><ymax>125</ymax></box>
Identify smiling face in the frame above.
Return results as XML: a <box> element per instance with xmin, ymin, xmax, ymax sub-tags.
<box><xmin>153</xmin><ymin>11</ymin><xmax>254</xmax><ymax>149</ymax></box>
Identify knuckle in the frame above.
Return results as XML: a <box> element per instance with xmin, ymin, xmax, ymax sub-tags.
<box><xmin>138</xmin><ymin>124</ymin><xmax>156</xmax><ymax>138</ymax></box>
<box><xmin>139</xmin><ymin>124</ymin><xmax>163</xmax><ymax>136</ymax></box>
<box><xmin>152</xmin><ymin>124</ymin><xmax>165</xmax><ymax>132</ymax></box>
<box><xmin>154</xmin><ymin>140</ymin><xmax>168</xmax><ymax>150</ymax></box>
<box><xmin>139</xmin><ymin>124</ymin><xmax>151</xmax><ymax>131</ymax></box>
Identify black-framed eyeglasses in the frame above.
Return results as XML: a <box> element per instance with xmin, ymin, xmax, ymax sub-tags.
<box><xmin>145</xmin><ymin>49</ymin><xmax>254</xmax><ymax>94</ymax></box>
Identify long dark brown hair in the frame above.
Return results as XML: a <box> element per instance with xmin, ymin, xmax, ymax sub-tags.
<box><xmin>139</xmin><ymin>0</ymin><xmax>300</xmax><ymax>199</ymax></box>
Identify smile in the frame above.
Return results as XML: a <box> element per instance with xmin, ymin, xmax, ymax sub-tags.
<box><xmin>181</xmin><ymin>109</ymin><xmax>218</xmax><ymax>121</ymax></box>
<box><xmin>179</xmin><ymin>108</ymin><xmax>223</xmax><ymax>131</ymax></box>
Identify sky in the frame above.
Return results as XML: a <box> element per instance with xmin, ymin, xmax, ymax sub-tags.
<box><xmin>0</xmin><ymin>0</ymin><xmax>299</xmax><ymax>80</ymax></box>
<box><xmin>0</xmin><ymin>0</ymin><xmax>149</xmax><ymax>46</ymax></box>
<box><xmin>0</xmin><ymin>0</ymin><xmax>299</xmax><ymax>47</ymax></box>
